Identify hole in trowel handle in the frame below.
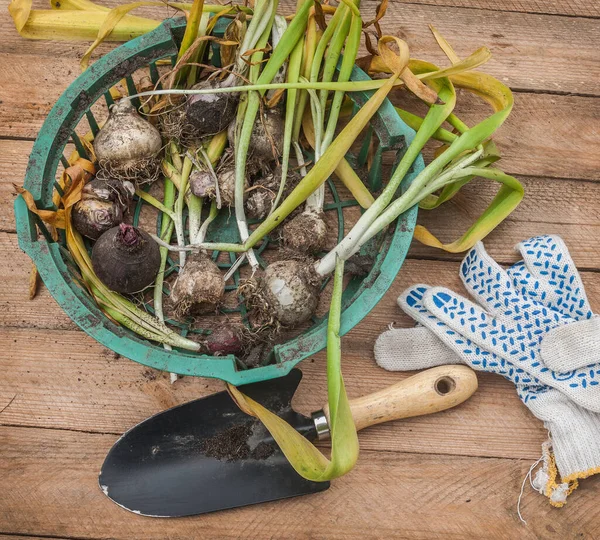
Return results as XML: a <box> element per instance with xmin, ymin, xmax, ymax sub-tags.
<box><xmin>435</xmin><ymin>376</ymin><xmax>456</xmax><ymax>396</ymax></box>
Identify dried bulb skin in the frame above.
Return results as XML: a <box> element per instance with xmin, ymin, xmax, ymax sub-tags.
<box><xmin>218</xmin><ymin>167</ymin><xmax>250</xmax><ymax>207</ymax></box>
<box><xmin>246</xmin><ymin>165</ymin><xmax>302</xmax><ymax>220</ymax></box>
<box><xmin>216</xmin><ymin>167</ymin><xmax>248</xmax><ymax>207</ymax></box>
<box><xmin>72</xmin><ymin>178</ymin><xmax>134</xmax><ymax>240</ymax></box>
<box><xmin>186</xmin><ymin>80</ymin><xmax>239</xmax><ymax>138</ymax></box>
<box><xmin>93</xmin><ymin>98</ymin><xmax>163</xmax><ymax>185</ymax></box>
<box><xmin>249</xmin><ymin>108</ymin><xmax>284</xmax><ymax>161</ymax></box>
<box><xmin>282</xmin><ymin>210</ymin><xmax>328</xmax><ymax>254</ymax></box>
<box><xmin>260</xmin><ymin>260</ymin><xmax>320</xmax><ymax>326</ymax></box>
<box><xmin>227</xmin><ymin>107</ymin><xmax>284</xmax><ymax>162</ymax></box>
<box><xmin>170</xmin><ymin>253</ymin><xmax>225</xmax><ymax>317</ymax></box>
<box><xmin>91</xmin><ymin>224</ymin><xmax>161</xmax><ymax>294</ymax></box>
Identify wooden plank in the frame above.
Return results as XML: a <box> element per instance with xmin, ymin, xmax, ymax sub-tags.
<box><xmin>389</xmin><ymin>0</ymin><xmax>600</xmax><ymax>17</ymax></box>
<box><xmin>3</xmin><ymin>253</ymin><xmax>600</xmax><ymax>460</ymax></box>
<box><xmin>0</xmin><ymin>537</ymin><xmax>71</xmax><ymax>540</ymax></box>
<box><xmin>395</xmin><ymin>90</ymin><xmax>600</xmax><ymax>182</ymax></box>
<box><xmin>2</xmin><ymin>2</ymin><xmax>598</xmax><ymax>95</ymax></box>
<box><xmin>408</xmin><ymin>176</ymin><xmax>600</xmax><ymax>265</ymax></box>
<box><xmin>1</xmin><ymin>425</ymin><xmax>599</xmax><ymax>539</ymax></box>
<box><xmin>1</xmin><ymin>2</ymin><xmax>600</xmax><ymax>145</ymax></box>
<box><xmin>0</xmin><ymin>323</ymin><xmax>548</xmax><ymax>460</ymax></box>
<box><xmin>2</xmin><ymin>90</ymin><xmax>597</xmax><ymax>179</ymax></box>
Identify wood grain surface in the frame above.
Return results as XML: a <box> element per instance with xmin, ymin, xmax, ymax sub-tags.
<box><xmin>1</xmin><ymin>0</ymin><xmax>600</xmax><ymax>538</ymax></box>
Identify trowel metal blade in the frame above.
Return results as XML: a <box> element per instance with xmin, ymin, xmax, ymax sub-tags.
<box><xmin>99</xmin><ymin>369</ymin><xmax>329</xmax><ymax>517</ymax></box>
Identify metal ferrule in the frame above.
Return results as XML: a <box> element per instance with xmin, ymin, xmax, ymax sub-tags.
<box><xmin>311</xmin><ymin>410</ymin><xmax>330</xmax><ymax>440</ymax></box>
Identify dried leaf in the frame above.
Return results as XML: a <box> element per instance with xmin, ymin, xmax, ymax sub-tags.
<box><xmin>429</xmin><ymin>24</ymin><xmax>460</xmax><ymax>64</ymax></box>
<box><xmin>15</xmin><ymin>159</ymin><xmax>94</xmax><ymax>230</ymax></box>
<box><xmin>362</xmin><ymin>0</ymin><xmax>387</xmax><ymax>29</ymax></box>
<box><xmin>10</xmin><ymin>6</ymin><xmax>158</xmax><ymax>41</ymax></box>
<box><xmin>80</xmin><ymin>1</ymin><xmax>184</xmax><ymax>70</ymax></box>
<box><xmin>378</xmin><ymin>36</ymin><xmax>438</xmax><ymax>103</ymax></box>
<box><xmin>313</xmin><ymin>1</ymin><xmax>327</xmax><ymax>32</ymax></box>
<box><xmin>414</xmin><ymin>167</ymin><xmax>523</xmax><ymax>252</ymax></box>
<box><xmin>221</xmin><ymin>13</ymin><xmax>246</xmax><ymax>67</ymax></box>
<box><xmin>28</xmin><ymin>262</ymin><xmax>40</xmax><ymax>300</ymax></box>
<box><xmin>8</xmin><ymin>0</ymin><xmax>32</xmax><ymax>33</ymax></box>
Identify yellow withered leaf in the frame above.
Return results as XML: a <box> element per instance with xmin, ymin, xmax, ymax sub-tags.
<box><xmin>429</xmin><ymin>24</ymin><xmax>460</xmax><ymax>64</ymax></box>
<box><xmin>302</xmin><ymin>115</ymin><xmax>374</xmax><ymax>208</ymax></box>
<box><xmin>80</xmin><ymin>1</ymin><xmax>183</xmax><ymax>70</ymax></box>
<box><xmin>28</xmin><ymin>262</ymin><xmax>40</xmax><ymax>300</ymax></box>
<box><xmin>11</xmin><ymin>8</ymin><xmax>159</xmax><ymax>42</ymax></box>
<box><xmin>8</xmin><ymin>0</ymin><xmax>32</xmax><ymax>33</ymax></box>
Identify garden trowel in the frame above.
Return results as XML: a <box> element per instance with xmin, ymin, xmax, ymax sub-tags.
<box><xmin>99</xmin><ymin>365</ymin><xmax>477</xmax><ymax>517</ymax></box>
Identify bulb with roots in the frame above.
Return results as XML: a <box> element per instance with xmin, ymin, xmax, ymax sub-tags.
<box><xmin>185</xmin><ymin>80</ymin><xmax>239</xmax><ymax>138</ymax></box>
<box><xmin>93</xmin><ymin>98</ymin><xmax>163</xmax><ymax>186</ymax></box>
<box><xmin>246</xmin><ymin>259</ymin><xmax>321</xmax><ymax>328</ymax></box>
<box><xmin>281</xmin><ymin>210</ymin><xmax>328</xmax><ymax>254</ymax></box>
<box><xmin>228</xmin><ymin>107</ymin><xmax>284</xmax><ymax>162</ymax></box>
<box><xmin>169</xmin><ymin>252</ymin><xmax>225</xmax><ymax>318</ymax></box>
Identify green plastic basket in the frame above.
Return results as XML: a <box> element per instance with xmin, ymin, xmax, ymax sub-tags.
<box><xmin>14</xmin><ymin>17</ymin><xmax>422</xmax><ymax>385</ymax></box>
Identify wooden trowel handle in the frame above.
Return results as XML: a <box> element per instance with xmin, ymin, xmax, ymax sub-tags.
<box><xmin>323</xmin><ymin>365</ymin><xmax>477</xmax><ymax>432</ymax></box>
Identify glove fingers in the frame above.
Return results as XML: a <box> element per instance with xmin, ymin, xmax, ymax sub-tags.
<box><xmin>422</xmin><ymin>286</ymin><xmax>542</xmax><ymax>385</ymax></box>
<box><xmin>424</xmin><ymin>286</ymin><xmax>600</xmax><ymax>412</ymax></box>
<box><xmin>516</xmin><ymin>235</ymin><xmax>592</xmax><ymax>321</ymax></box>
<box><xmin>374</xmin><ymin>325</ymin><xmax>461</xmax><ymax>371</ymax></box>
<box><xmin>402</xmin><ymin>285</ymin><xmax>538</xmax><ymax>384</ymax></box>
<box><xmin>460</xmin><ymin>242</ymin><xmax>523</xmax><ymax>316</ymax></box>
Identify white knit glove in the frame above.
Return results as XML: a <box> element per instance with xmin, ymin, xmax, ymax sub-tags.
<box><xmin>375</xmin><ymin>235</ymin><xmax>600</xmax><ymax>506</ymax></box>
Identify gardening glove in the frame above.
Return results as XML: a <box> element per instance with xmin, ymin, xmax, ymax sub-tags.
<box><xmin>375</xmin><ymin>235</ymin><xmax>600</xmax><ymax>505</ymax></box>
<box><xmin>376</xmin><ymin>236</ymin><xmax>600</xmax><ymax>411</ymax></box>
<box><xmin>377</xmin><ymin>235</ymin><xmax>600</xmax><ymax>373</ymax></box>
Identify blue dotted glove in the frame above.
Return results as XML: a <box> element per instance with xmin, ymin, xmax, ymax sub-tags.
<box><xmin>375</xmin><ymin>236</ymin><xmax>600</xmax><ymax>505</ymax></box>
<box><xmin>376</xmin><ymin>236</ymin><xmax>600</xmax><ymax>412</ymax></box>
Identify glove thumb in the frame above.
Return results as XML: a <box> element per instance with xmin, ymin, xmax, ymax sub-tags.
<box><xmin>541</xmin><ymin>316</ymin><xmax>600</xmax><ymax>373</ymax></box>
<box><xmin>375</xmin><ymin>325</ymin><xmax>462</xmax><ymax>371</ymax></box>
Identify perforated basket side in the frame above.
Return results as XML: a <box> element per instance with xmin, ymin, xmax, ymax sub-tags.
<box><xmin>15</xmin><ymin>18</ymin><xmax>420</xmax><ymax>385</ymax></box>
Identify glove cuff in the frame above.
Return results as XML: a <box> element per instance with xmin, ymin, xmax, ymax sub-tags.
<box><xmin>527</xmin><ymin>391</ymin><xmax>600</xmax><ymax>505</ymax></box>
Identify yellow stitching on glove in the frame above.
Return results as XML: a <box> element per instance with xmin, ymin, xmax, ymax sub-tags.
<box><xmin>541</xmin><ymin>443</ymin><xmax>578</xmax><ymax>508</ymax></box>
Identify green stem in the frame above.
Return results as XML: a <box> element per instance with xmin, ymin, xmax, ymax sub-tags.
<box><xmin>175</xmin><ymin>156</ymin><xmax>193</xmax><ymax>269</ymax></box>
<box><xmin>321</xmin><ymin>10</ymin><xmax>362</xmax><ymax>150</ymax></box>
<box><xmin>316</xmin><ymin>6</ymin><xmax>351</xmax><ymax>121</ymax></box>
<box><xmin>315</xmin><ymin>77</ymin><xmax>457</xmax><ymax>276</ymax></box>
<box><xmin>154</xmin><ymin>178</ymin><xmax>175</xmax><ymax>332</ymax></box>
<box><xmin>243</xmin><ymin>74</ymin><xmax>400</xmax><ymax>249</ymax></box>
<box><xmin>170</xmin><ymin>141</ymin><xmax>183</xmax><ymax>172</ymax></box>
<box><xmin>334</xmin><ymin>109</ymin><xmax>514</xmax><ymax>267</ymax></box>
<box><xmin>273</xmin><ymin>31</ymin><xmax>304</xmax><ymax>212</ymax></box>
<box><xmin>292</xmin><ymin>14</ymin><xmax>318</xmax><ymax>143</ymax></box>
<box><xmin>135</xmin><ymin>189</ymin><xmax>177</xmax><ymax>221</ymax></box>
<box><xmin>308</xmin><ymin>3</ymin><xmax>349</xmax><ymax>138</ymax></box>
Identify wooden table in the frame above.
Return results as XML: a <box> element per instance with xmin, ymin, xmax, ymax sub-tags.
<box><xmin>2</xmin><ymin>0</ymin><xmax>599</xmax><ymax>537</ymax></box>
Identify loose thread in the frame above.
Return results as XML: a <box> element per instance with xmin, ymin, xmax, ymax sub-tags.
<box><xmin>517</xmin><ymin>455</ymin><xmax>544</xmax><ymax>525</ymax></box>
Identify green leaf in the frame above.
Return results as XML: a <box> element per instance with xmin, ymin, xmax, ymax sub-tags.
<box><xmin>414</xmin><ymin>167</ymin><xmax>524</xmax><ymax>252</ymax></box>
<box><xmin>228</xmin><ymin>256</ymin><xmax>359</xmax><ymax>481</ymax></box>
<box><xmin>245</xmin><ymin>72</ymin><xmax>400</xmax><ymax>250</ymax></box>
